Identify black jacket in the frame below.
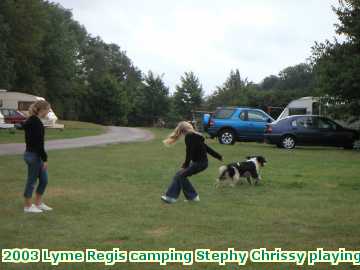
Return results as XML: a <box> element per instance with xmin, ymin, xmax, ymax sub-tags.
<box><xmin>22</xmin><ymin>116</ymin><xmax>48</xmax><ymax>162</ymax></box>
<box><xmin>182</xmin><ymin>132</ymin><xmax>222</xmax><ymax>168</ymax></box>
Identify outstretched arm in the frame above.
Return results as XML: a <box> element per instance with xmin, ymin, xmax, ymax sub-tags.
<box><xmin>205</xmin><ymin>144</ymin><xmax>223</xmax><ymax>161</ymax></box>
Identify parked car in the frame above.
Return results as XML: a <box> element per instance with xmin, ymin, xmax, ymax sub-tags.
<box><xmin>0</xmin><ymin>109</ymin><xmax>27</xmax><ymax>124</ymax></box>
<box><xmin>0</xmin><ymin>110</ymin><xmax>14</xmax><ymax>129</ymax></box>
<box><xmin>203</xmin><ymin>107</ymin><xmax>274</xmax><ymax>144</ymax></box>
<box><xmin>264</xmin><ymin>115</ymin><xmax>359</xmax><ymax>149</ymax></box>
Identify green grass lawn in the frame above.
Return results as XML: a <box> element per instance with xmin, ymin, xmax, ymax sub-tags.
<box><xmin>1</xmin><ymin>128</ymin><xmax>360</xmax><ymax>270</ymax></box>
<box><xmin>0</xmin><ymin>120</ymin><xmax>105</xmax><ymax>144</ymax></box>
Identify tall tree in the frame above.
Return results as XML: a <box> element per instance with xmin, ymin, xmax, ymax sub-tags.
<box><xmin>0</xmin><ymin>0</ymin><xmax>48</xmax><ymax>95</ymax></box>
<box><xmin>206</xmin><ymin>69</ymin><xmax>249</xmax><ymax>109</ymax></box>
<box><xmin>311</xmin><ymin>0</ymin><xmax>360</xmax><ymax>119</ymax></box>
<box><xmin>83</xmin><ymin>38</ymin><xmax>141</xmax><ymax>124</ymax></box>
<box><xmin>40</xmin><ymin>2</ymin><xmax>88</xmax><ymax>118</ymax></box>
<box><xmin>128</xmin><ymin>71</ymin><xmax>169</xmax><ymax>126</ymax></box>
<box><xmin>0</xmin><ymin>13</ymin><xmax>14</xmax><ymax>89</ymax></box>
<box><xmin>173</xmin><ymin>72</ymin><xmax>203</xmax><ymax>119</ymax></box>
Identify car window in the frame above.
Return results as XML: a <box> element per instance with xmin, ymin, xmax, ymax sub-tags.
<box><xmin>214</xmin><ymin>109</ymin><xmax>235</xmax><ymax>119</ymax></box>
<box><xmin>239</xmin><ymin>111</ymin><xmax>246</xmax><ymax>120</ymax></box>
<box><xmin>247</xmin><ymin>110</ymin><xmax>268</xmax><ymax>122</ymax></box>
<box><xmin>297</xmin><ymin>117</ymin><xmax>316</xmax><ymax>129</ymax></box>
<box><xmin>1</xmin><ymin>109</ymin><xmax>9</xmax><ymax>117</ymax></box>
<box><xmin>8</xmin><ymin>110</ymin><xmax>16</xmax><ymax>116</ymax></box>
<box><xmin>316</xmin><ymin>118</ymin><xmax>337</xmax><ymax>130</ymax></box>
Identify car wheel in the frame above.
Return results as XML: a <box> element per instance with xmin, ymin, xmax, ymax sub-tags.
<box><xmin>218</xmin><ymin>129</ymin><xmax>236</xmax><ymax>145</ymax></box>
<box><xmin>281</xmin><ymin>135</ymin><xmax>296</xmax><ymax>149</ymax></box>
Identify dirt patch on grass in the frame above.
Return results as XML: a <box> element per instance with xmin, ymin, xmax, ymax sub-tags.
<box><xmin>104</xmin><ymin>235</ymin><xmax>130</xmax><ymax>245</ymax></box>
<box><xmin>145</xmin><ymin>226</ymin><xmax>171</xmax><ymax>238</ymax></box>
<box><xmin>104</xmin><ymin>239</ymin><xmax>126</xmax><ymax>245</ymax></box>
<box><xmin>48</xmin><ymin>187</ymin><xmax>84</xmax><ymax>197</ymax></box>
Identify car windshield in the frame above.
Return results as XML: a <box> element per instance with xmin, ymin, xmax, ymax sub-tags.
<box><xmin>248</xmin><ymin>110</ymin><xmax>269</xmax><ymax>122</ymax></box>
<box><xmin>214</xmin><ymin>109</ymin><xmax>235</xmax><ymax>119</ymax></box>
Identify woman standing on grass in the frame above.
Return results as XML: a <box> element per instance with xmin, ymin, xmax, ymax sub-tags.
<box><xmin>161</xmin><ymin>121</ymin><xmax>223</xmax><ymax>204</ymax></box>
<box><xmin>22</xmin><ymin>100</ymin><xmax>53</xmax><ymax>213</ymax></box>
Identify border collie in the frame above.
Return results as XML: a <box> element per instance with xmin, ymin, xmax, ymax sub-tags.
<box><xmin>215</xmin><ymin>156</ymin><xmax>267</xmax><ymax>187</ymax></box>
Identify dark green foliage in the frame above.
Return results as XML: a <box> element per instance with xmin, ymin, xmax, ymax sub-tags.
<box><xmin>173</xmin><ymin>71</ymin><xmax>203</xmax><ymax>120</ymax></box>
<box><xmin>127</xmin><ymin>71</ymin><xmax>170</xmax><ymax>126</ymax></box>
<box><xmin>0</xmin><ymin>0</ymin><xmax>163</xmax><ymax>125</ymax></box>
<box><xmin>205</xmin><ymin>67</ymin><xmax>315</xmax><ymax>118</ymax></box>
<box><xmin>311</xmin><ymin>0</ymin><xmax>360</xmax><ymax>120</ymax></box>
<box><xmin>1</xmin><ymin>0</ymin><xmax>357</xmax><ymax>125</ymax></box>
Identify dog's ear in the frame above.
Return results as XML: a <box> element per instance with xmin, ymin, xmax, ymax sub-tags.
<box><xmin>246</xmin><ymin>156</ymin><xmax>252</xmax><ymax>160</ymax></box>
<box><xmin>256</xmin><ymin>156</ymin><xmax>267</xmax><ymax>164</ymax></box>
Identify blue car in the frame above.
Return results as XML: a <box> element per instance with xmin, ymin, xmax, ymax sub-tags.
<box><xmin>203</xmin><ymin>107</ymin><xmax>274</xmax><ymax>145</ymax></box>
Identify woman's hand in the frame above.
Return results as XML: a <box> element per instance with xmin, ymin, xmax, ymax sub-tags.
<box><xmin>43</xmin><ymin>162</ymin><xmax>48</xmax><ymax>171</ymax></box>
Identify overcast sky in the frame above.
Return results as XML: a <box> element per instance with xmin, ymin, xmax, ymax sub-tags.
<box><xmin>56</xmin><ymin>0</ymin><xmax>340</xmax><ymax>94</ymax></box>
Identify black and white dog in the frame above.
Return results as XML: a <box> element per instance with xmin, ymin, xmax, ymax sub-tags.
<box><xmin>215</xmin><ymin>156</ymin><xmax>267</xmax><ymax>187</ymax></box>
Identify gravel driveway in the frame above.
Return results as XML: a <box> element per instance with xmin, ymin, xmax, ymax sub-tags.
<box><xmin>0</xmin><ymin>126</ymin><xmax>154</xmax><ymax>156</ymax></box>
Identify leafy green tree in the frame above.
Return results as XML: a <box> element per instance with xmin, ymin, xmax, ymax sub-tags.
<box><xmin>173</xmin><ymin>72</ymin><xmax>203</xmax><ymax>119</ymax></box>
<box><xmin>86</xmin><ymin>74</ymin><xmax>129</xmax><ymax>125</ymax></box>
<box><xmin>260</xmin><ymin>75</ymin><xmax>280</xmax><ymax>91</ymax></box>
<box><xmin>260</xmin><ymin>64</ymin><xmax>314</xmax><ymax>92</ymax></box>
<box><xmin>128</xmin><ymin>71</ymin><xmax>169</xmax><ymax>126</ymax></box>
<box><xmin>0</xmin><ymin>0</ymin><xmax>48</xmax><ymax>95</ymax></box>
<box><xmin>80</xmin><ymin>37</ymin><xmax>143</xmax><ymax>124</ymax></box>
<box><xmin>277</xmin><ymin>63</ymin><xmax>314</xmax><ymax>91</ymax></box>
<box><xmin>206</xmin><ymin>69</ymin><xmax>249</xmax><ymax>109</ymax></box>
<box><xmin>40</xmin><ymin>2</ymin><xmax>88</xmax><ymax>119</ymax></box>
<box><xmin>0</xmin><ymin>13</ymin><xmax>14</xmax><ymax>89</ymax></box>
<box><xmin>311</xmin><ymin>0</ymin><xmax>360</xmax><ymax>119</ymax></box>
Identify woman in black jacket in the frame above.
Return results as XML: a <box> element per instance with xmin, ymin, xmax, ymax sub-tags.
<box><xmin>22</xmin><ymin>100</ymin><xmax>52</xmax><ymax>213</ymax></box>
<box><xmin>161</xmin><ymin>121</ymin><xmax>223</xmax><ymax>203</ymax></box>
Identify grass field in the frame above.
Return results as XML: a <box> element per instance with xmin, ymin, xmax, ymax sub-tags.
<box><xmin>1</xmin><ymin>128</ymin><xmax>360</xmax><ymax>270</ymax></box>
<box><xmin>0</xmin><ymin>120</ymin><xmax>105</xmax><ymax>144</ymax></box>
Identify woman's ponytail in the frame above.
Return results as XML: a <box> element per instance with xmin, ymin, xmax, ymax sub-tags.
<box><xmin>28</xmin><ymin>100</ymin><xmax>50</xmax><ymax>116</ymax></box>
<box><xmin>163</xmin><ymin>121</ymin><xmax>198</xmax><ymax>146</ymax></box>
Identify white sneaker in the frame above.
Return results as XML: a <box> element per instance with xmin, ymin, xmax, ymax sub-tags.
<box><xmin>161</xmin><ymin>195</ymin><xmax>177</xmax><ymax>204</ymax></box>
<box><xmin>184</xmin><ymin>195</ymin><xmax>200</xmax><ymax>202</ymax></box>
<box><xmin>24</xmin><ymin>204</ymin><xmax>43</xmax><ymax>213</ymax></box>
<box><xmin>36</xmin><ymin>203</ymin><xmax>53</xmax><ymax>211</ymax></box>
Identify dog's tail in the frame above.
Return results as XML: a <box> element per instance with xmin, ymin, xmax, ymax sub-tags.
<box><xmin>218</xmin><ymin>165</ymin><xmax>228</xmax><ymax>180</ymax></box>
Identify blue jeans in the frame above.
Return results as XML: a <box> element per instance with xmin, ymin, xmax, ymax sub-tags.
<box><xmin>166</xmin><ymin>161</ymin><xmax>208</xmax><ymax>200</ymax></box>
<box><xmin>23</xmin><ymin>152</ymin><xmax>48</xmax><ymax>198</ymax></box>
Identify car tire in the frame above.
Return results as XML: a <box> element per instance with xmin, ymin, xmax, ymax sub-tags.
<box><xmin>218</xmin><ymin>129</ymin><xmax>236</xmax><ymax>145</ymax></box>
<box><xmin>281</xmin><ymin>135</ymin><xmax>296</xmax><ymax>149</ymax></box>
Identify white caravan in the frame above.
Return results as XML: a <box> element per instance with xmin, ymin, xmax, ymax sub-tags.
<box><xmin>277</xmin><ymin>97</ymin><xmax>323</xmax><ymax>120</ymax></box>
<box><xmin>0</xmin><ymin>89</ymin><xmax>58</xmax><ymax>127</ymax></box>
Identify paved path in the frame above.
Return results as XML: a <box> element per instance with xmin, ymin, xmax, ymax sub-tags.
<box><xmin>0</xmin><ymin>126</ymin><xmax>154</xmax><ymax>156</ymax></box>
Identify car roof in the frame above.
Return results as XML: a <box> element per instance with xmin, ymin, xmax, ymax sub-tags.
<box><xmin>276</xmin><ymin>115</ymin><xmax>329</xmax><ymax>122</ymax></box>
<box><xmin>289</xmin><ymin>115</ymin><xmax>323</xmax><ymax>118</ymax></box>
<box><xmin>217</xmin><ymin>106</ymin><xmax>262</xmax><ymax>110</ymax></box>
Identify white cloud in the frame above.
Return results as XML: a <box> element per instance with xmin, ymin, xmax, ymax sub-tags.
<box><xmin>56</xmin><ymin>0</ymin><xmax>340</xmax><ymax>94</ymax></box>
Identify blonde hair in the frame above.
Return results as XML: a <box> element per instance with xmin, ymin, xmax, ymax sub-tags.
<box><xmin>163</xmin><ymin>121</ymin><xmax>201</xmax><ymax>145</ymax></box>
<box><xmin>29</xmin><ymin>100</ymin><xmax>50</xmax><ymax>116</ymax></box>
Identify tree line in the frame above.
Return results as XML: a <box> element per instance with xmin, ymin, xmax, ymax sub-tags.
<box><xmin>0</xmin><ymin>0</ymin><xmax>358</xmax><ymax>126</ymax></box>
